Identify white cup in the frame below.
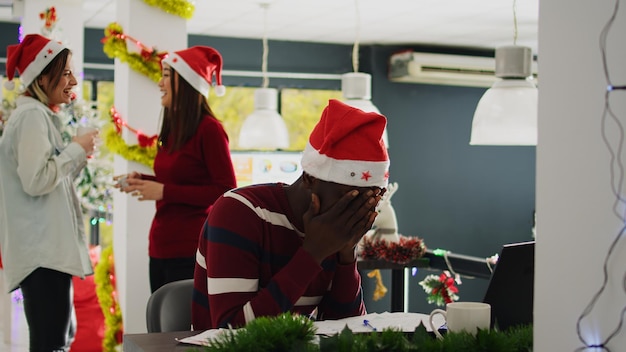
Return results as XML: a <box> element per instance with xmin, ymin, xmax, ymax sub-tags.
<box><xmin>76</xmin><ymin>126</ymin><xmax>99</xmax><ymax>158</ymax></box>
<box><xmin>428</xmin><ymin>302</ymin><xmax>491</xmax><ymax>339</ymax></box>
<box><xmin>76</xmin><ymin>126</ymin><xmax>97</xmax><ymax>136</ymax></box>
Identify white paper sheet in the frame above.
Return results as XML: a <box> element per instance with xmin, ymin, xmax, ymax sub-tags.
<box><xmin>313</xmin><ymin>312</ymin><xmax>442</xmax><ymax>335</ymax></box>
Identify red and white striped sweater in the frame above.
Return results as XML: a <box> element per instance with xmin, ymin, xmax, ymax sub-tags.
<box><xmin>192</xmin><ymin>183</ymin><xmax>366</xmax><ymax>330</ymax></box>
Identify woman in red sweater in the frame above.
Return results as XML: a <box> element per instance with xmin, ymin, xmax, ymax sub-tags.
<box><xmin>118</xmin><ymin>46</ymin><xmax>237</xmax><ymax>293</ymax></box>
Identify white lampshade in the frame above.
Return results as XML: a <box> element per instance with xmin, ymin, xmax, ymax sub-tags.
<box><xmin>238</xmin><ymin>88</ymin><xmax>290</xmax><ymax>150</ymax></box>
<box><xmin>341</xmin><ymin>72</ymin><xmax>390</xmax><ymax>147</ymax></box>
<box><xmin>470</xmin><ymin>46</ymin><xmax>537</xmax><ymax>146</ymax></box>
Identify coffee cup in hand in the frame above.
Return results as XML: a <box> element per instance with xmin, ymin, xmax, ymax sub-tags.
<box><xmin>77</xmin><ymin>126</ymin><xmax>95</xmax><ymax>136</ymax></box>
<box><xmin>116</xmin><ymin>175</ymin><xmax>129</xmax><ymax>189</ymax></box>
<box><xmin>428</xmin><ymin>302</ymin><xmax>491</xmax><ymax>339</ymax></box>
<box><xmin>76</xmin><ymin>126</ymin><xmax>99</xmax><ymax>158</ymax></box>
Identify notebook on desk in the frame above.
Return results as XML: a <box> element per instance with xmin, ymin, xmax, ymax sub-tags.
<box><xmin>482</xmin><ymin>240</ymin><xmax>535</xmax><ymax>331</ymax></box>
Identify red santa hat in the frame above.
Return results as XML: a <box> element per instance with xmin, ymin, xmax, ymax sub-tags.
<box><xmin>161</xmin><ymin>45</ymin><xmax>226</xmax><ymax>97</ymax></box>
<box><xmin>302</xmin><ymin>99</ymin><xmax>390</xmax><ymax>188</ymax></box>
<box><xmin>4</xmin><ymin>34</ymin><xmax>68</xmax><ymax>90</ymax></box>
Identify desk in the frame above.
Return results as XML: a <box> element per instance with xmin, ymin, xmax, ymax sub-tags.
<box><xmin>123</xmin><ymin>312</ymin><xmax>440</xmax><ymax>351</ymax></box>
<box><xmin>123</xmin><ymin>330</ymin><xmax>197</xmax><ymax>352</ymax></box>
<box><xmin>357</xmin><ymin>249</ymin><xmax>493</xmax><ymax>312</ymax></box>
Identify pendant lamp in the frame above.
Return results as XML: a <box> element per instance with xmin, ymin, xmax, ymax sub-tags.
<box><xmin>470</xmin><ymin>0</ymin><xmax>537</xmax><ymax>146</ymax></box>
<box><xmin>237</xmin><ymin>2</ymin><xmax>289</xmax><ymax>150</ymax></box>
<box><xmin>238</xmin><ymin>87</ymin><xmax>289</xmax><ymax>149</ymax></box>
<box><xmin>469</xmin><ymin>45</ymin><xmax>537</xmax><ymax>145</ymax></box>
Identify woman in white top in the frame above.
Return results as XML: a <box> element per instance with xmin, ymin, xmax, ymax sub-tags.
<box><xmin>0</xmin><ymin>34</ymin><xmax>97</xmax><ymax>352</ymax></box>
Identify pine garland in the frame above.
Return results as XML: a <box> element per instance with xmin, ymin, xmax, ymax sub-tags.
<box><xmin>103</xmin><ymin>124</ymin><xmax>156</xmax><ymax>168</ymax></box>
<box><xmin>142</xmin><ymin>0</ymin><xmax>195</xmax><ymax>19</ymax></box>
<box><xmin>200</xmin><ymin>312</ymin><xmax>533</xmax><ymax>351</ymax></box>
<box><xmin>101</xmin><ymin>22</ymin><xmax>166</xmax><ymax>83</ymax></box>
<box><xmin>94</xmin><ymin>246</ymin><xmax>123</xmax><ymax>351</ymax></box>
<box><xmin>207</xmin><ymin>313</ymin><xmax>317</xmax><ymax>351</ymax></box>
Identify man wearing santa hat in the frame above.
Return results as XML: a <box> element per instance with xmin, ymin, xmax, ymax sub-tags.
<box><xmin>0</xmin><ymin>34</ymin><xmax>96</xmax><ymax>351</ymax></box>
<box><xmin>192</xmin><ymin>99</ymin><xmax>390</xmax><ymax>330</ymax></box>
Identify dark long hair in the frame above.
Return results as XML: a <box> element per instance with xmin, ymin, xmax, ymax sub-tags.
<box><xmin>27</xmin><ymin>48</ymin><xmax>71</xmax><ymax>105</ymax></box>
<box><xmin>159</xmin><ymin>69</ymin><xmax>216</xmax><ymax>152</ymax></box>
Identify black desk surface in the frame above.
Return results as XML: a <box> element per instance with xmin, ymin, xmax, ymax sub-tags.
<box><xmin>123</xmin><ymin>330</ymin><xmax>199</xmax><ymax>352</ymax></box>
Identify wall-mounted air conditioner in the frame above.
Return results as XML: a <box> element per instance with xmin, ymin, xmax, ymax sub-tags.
<box><xmin>389</xmin><ymin>51</ymin><xmax>538</xmax><ymax>88</ymax></box>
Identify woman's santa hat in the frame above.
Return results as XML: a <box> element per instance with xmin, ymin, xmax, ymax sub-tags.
<box><xmin>302</xmin><ymin>99</ymin><xmax>390</xmax><ymax>188</ymax></box>
<box><xmin>161</xmin><ymin>45</ymin><xmax>226</xmax><ymax>97</ymax></box>
<box><xmin>4</xmin><ymin>34</ymin><xmax>68</xmax><ymax>90</ymax></box>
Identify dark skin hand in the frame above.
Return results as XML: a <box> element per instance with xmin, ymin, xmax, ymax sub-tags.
<box><xmin>300</xmin><ymin>177</ymin><xmax>384</xmax><ymax>265</ymax></box>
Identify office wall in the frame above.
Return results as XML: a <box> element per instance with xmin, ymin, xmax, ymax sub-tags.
<box><xmin>0</xmin><ymin>21</ymin><xmax>536</xmax><ymax>315</ymax></box>
<box><xmin>364</xmin><ymin>44</ymin><xmax>536</xmax><ymax>314</ymax></box>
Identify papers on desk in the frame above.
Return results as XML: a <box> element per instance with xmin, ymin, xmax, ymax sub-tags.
<box><xmin>314</xmin><ymin>312</ymin><xmax>441</xmax><ymax>335</ymax></box>
<box><xmin>176</xmin><ymin>328</ymin><xmax>234</xmax><ymax>346</ymax></box>
<box><xmin>177</xmin><ymin>312</ymin><xmax>444</xmax><ymax>347</ymax></box>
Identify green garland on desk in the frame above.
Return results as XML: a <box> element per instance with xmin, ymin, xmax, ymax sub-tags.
<box><xmin>201</xmin><ymin>312</ymin><xmax>533</xmax><ymax>351</ymax></box>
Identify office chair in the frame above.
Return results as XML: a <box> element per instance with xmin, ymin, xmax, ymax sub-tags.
<box><xmin>145</xmin><ymin>279</ymin><xmax>194</xmax><ymax>333</ymax></box>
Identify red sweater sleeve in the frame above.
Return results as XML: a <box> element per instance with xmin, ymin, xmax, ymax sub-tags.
<box><xmin>317</xmin><ymin>261</ymin><xmax>366</xmax><ymax>320</ymax></box>
<box><xmin>161</xmin><ymin>117</ymin><xmax>236</xmax><ymax>207</ymax></box>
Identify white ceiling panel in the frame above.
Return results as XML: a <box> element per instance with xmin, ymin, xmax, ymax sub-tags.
<box><xmin>0</xmin><ymin>0</ymin><xmax>539</xmax><ymax>54</ymax></box>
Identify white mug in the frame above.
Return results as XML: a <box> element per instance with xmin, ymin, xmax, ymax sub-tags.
<box><xmin>76</xmin><ymin>126</ymin><xmax>97</xmax><ymax>136</ymax></box>
<box><xmin>428</xmin><ymin>302</ymin><xmax>491</xmax><ymax>339</ymax></box>
<box><xmin>76</xmin><ymin>126</ymin><xmax>99</xmax><ymax>158</ymax></box>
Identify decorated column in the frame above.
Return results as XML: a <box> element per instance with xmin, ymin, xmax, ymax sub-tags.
<box><xmin>111</xmin><ymin>0</ymin><xmax>187</xmax><ymax>333</ymax></box>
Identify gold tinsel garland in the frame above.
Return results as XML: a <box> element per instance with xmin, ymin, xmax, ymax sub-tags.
<box><xmin>101</xmin><ymin>22</ymin><xmax>166</xmax><ymax>83</ymax></box>
<box><xmin>103</xmin><ymin>124</ymin><xmax>156</xmax><ymax>168</ymax></box>
<box><xmin>366</xmin><ymin>270</ymin><xmax>388</xmax><ymax>301</ymax></box>
<box><xmin>142</xmin><ymin>0</ymin><xmax>195</xmax><ymax>19</ymax></box>
<box><xmin>94</xmin><ymin>246</ymin><xmax>123</xmax><ymax>351</ymax></box>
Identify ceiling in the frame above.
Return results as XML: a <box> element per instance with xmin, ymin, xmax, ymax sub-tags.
<box><xmin>0</xmin><ymin>0</ymin><xmax>539</xmax><ymax>54</ymax></box>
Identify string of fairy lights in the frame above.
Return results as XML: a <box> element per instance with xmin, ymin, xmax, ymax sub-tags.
<box><xmin>575</xmin><ymin>0</ymin><xmax>626</xmax><ymax>350</ymax></box>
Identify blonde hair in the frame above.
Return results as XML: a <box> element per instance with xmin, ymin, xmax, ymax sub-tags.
<box><xmin>25</xmin><ymin>82</ymin><xmax>49</xmax><ymax>105</ymax></box>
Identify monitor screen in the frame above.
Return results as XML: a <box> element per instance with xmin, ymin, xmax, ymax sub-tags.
<box><xmin>483</xmin><ymin>240</ymin><xmax>535</xmax><ymax>331</ymax></box>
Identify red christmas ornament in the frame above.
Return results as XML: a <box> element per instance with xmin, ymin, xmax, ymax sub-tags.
<box><xmin>109</xmin><ymin>106</ymin><xmax>158</xmax><ymax>147</ymax></box>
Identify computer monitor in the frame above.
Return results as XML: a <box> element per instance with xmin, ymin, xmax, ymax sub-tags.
<box><xmin>482</xmin><ymin>240</ymin><xmax>535</xmax><ymax>331</ymax></box>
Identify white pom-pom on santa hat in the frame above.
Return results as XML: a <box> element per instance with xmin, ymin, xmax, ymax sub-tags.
<box><xmin>4</xmin><ymin>80</ymin><xmax>15</xmax><ymax>91</ymax></box>
<box><xmin>5</xmin><ymin>34</ymin><xmax>67</xmax><ymax>89</ymax></box>
<box><xmin>214</xmin><ymin>85</ymin><xmax>226</xmax><ymax>97</ymax></box>
<box><xmin>162</xmin><ymin>46</ymin><xmax>226</xmax><ymax>98</ymax></box>
<box><xmin>301</xmin><ymin>99</ymin><xmax>390</xmax><ymax>188</ymax></box>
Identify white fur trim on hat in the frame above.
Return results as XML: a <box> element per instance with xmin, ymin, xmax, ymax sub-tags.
<box><xmin>301</xmin><ymin>141</ymin><xmax>389</xmax><ymax>188</ymax></box>
<box><xmin>163</xmin><ymin>52</ymin><xmax>210</xmax><ymax>97</ymax></box>
<box><xmin>19</xmin><ymin>40</ymin><xmax>66</xmax><ymax>88</ymax></box>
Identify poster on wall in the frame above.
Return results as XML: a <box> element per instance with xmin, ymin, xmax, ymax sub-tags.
<box><xmin>231</xmin><ymin>151</ymin><xmax>302</xmax><ymax>186</ymax></box>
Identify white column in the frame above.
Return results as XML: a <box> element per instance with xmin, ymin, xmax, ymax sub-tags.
<box><xmin>536</xmin><ymin>0</ymin><xmax>626</xmax><ymax>350</ymax></box>
<box><xmin>113</xmin><ymin>0</ymin><xmax>186</xmax><ymax>333</ymax></box>
<box><xmin>20</xmin><ymin>0</ymin><xmax>84</xmax><ymax>95</ymax></box>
